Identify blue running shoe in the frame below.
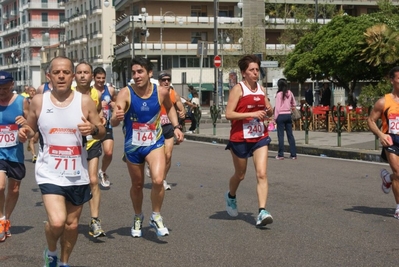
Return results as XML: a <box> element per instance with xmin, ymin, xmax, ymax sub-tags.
<box><xmin>43</xmin><ymin>248</ymin><xmax>58</xmax><ymax>267</ymax></box>
<box><xmin>225</xmin><ymin>192</ymin><xmax>238</xmax><ymax>217</ymax></box>
<box><xmin>256</xmin><ymin>210</ymin><xmax>273</xmax><ymax>227</ymax></box>
<box><xmin>149</xmin><ymin>214</ymin><xmax>169</xmax><ymax>237</ymax></box>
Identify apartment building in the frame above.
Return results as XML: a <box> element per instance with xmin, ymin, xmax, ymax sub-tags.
<box><xmin>112</xmin><ymin>0</ymin><xmax>265</xmax><ymax>104</ymax></box>
<box><xmin>63</xmin><ymin>0</ymin><xmax>115</xmax><ymax>83</ymax></box>
<box><xmin>0</xmin><ymin>0</ymin><xmax>65</xmax><ymax>90</ymax></box>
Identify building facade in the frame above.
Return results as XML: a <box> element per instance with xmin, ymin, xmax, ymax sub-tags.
<box><xmin>63</xmin><ymin>0</ymin><xmax>115</xmax><ymax>83</ymax></box>
<box><xmin>0</xmin><ymin>0</ymin><xmax>66</xmax><ymax>90</ymax></box>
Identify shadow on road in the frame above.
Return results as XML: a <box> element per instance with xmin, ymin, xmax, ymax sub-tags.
<box><xmin>344</xmin><ymin>206</ymin><xmax>394</xmax><ymax>217</ymax></box>
<box><xmin>8</xmin><ymin>225</ymin><xmax>33</xmax><ymax>235</ymax></box>
<box><xmin>209</xmin><ymin>210</ymin><xmax>273</xmax><ymax>230</ymax></box>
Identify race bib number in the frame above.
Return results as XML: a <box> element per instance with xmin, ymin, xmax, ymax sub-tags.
<box><xmin>160</xmin><ymin>114</ymin><xmax>171</xmax><ymax>125</ymax></box>
<box><xmin>132</xmin><ymin>123</ymin><xmax>156</xmax><ymax>146</ymax></box>
<box><xmin>243</xmin><ymin>119</ymin><xmax>265</xmax><ymax>139</ymax></box>
<box><xmin>48</xmin><ymin>145</ymin><xmax>82</xmax><ymax>177</ymax></box>
<box><xmin>389</xmin><ymin>114</ymin><xmax>399</xmax><ymax>134</ymax></box>
<box><xmin>0</xmin><ymin>124</ymin><xmax>18</xmax><ymax>148</ymax></box>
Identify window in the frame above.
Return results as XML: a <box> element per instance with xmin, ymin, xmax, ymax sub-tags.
<box><xmin>191</xmin><ymin>5</ymin><xmax>207</xmax><ymax>17</ymax></box>
<box><xmin>59</xmin><ymin>12</ymin><xmax>65</xmax><ymax>23</ymax></box>
<box><xmin>219</xmin><ymin>5</ymin><xmax>234</xmax><ymax>17</ymax></box>
<box><xmin>187</xmin><ymin>57</ymin><xmax>200</xmax><ymax>67</ymax></box>
<box><xmin>191</xmin><ymin>32</ymin><xmax>207</xmax><ymax>44</ymax></box>
<box><xmin>42</xmin><ymin>12</ymin><xmax>48</xmax><ymax>22</ymax></box>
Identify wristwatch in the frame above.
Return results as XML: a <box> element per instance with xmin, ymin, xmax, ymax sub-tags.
<box><xmin>173</xmin><ymin>125</ymin><xmax>182</xmax><ymax>130</ymax></box>
<box><xmin>91</xmin><ymin>125</ymin><xmax>99</xmax><ymax>135</ymax></box>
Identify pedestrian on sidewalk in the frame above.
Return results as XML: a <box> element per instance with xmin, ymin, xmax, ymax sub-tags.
<box><xmin>224</xmin><ymin>54</ymin><xmax>274</xmax><ymax>227</ymax></box>
<box><xmin>368</xmin><ymin>66</ymin><xmax>399</xmax><ymax>219</ymax></box>
<box><xmin>274</xmin><ymin>78</ymin><xmax>297</xmax><ymax>160</ymax></box>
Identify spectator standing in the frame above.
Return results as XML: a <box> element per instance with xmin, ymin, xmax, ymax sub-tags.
<box><xmin>274</xmin><ymin>78</ymin><xmax>297</xmax><ymax>160</ymax></box>
<box><xmin>304</xmin><ymin>85</ymin><xmax>313</xmax><ymax>106</ymax></box>
<box><xmin>320</xmin><ymin>83</ymin><xmax>331</xmax><ymax>106</ymax></box>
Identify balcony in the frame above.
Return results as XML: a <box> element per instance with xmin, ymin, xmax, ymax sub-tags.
<box><xmin>90</xmin><ymin>31</ymin><xmax>102</xmax><ymax>39</ymax></box>
<box><xmin>115</xmin><ymin>15</ymin><xmax>242</xmax><ymax>32</ymax></box>
<box><xmin>89</xmin><ymin>6</ymin><xmax>102</xmax><ymax>16</ymax></box>
<box><xmin>23</xmin><ymin>2</ymin><xmax>65</xmax><ymax>10</ymax></box>
<box><xmin>115</xmin><ymin>15</ymin><xmax>132</xmax><ymax>33</ymax></box>
<box><xmin>0</xmin><ymin>25</ymin><xmax>21</xmax><ymax>37</ymax></box>
<box><xmin>114</xmin><ymin>41</ymin><xmax>295</xmax><ymax>58</ymax></box>
<box><xmin>26</xmin><ymin>20</ymin><xmax>66</xmax><ymax>28</ymax></box>
<box><xmin>9</xmin><ymin>10</ymin><xmax>16</xmax><ymax>18</ymax></box>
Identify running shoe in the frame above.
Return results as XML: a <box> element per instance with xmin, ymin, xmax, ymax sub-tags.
<box><xmin>0</xmin><ymin>219</ymin><xmax>6</xmax><ymax>242</ymax></box>
<box><xmin>163</xmin><ymin>180</ymin><xmax>171</xmax><ymax>190</ymax></box>
<box><xmin>275</xmin><ymin>156</ymin><xmax>284</xmax><ymax>160</ymax></box>
<box><xmin>395</xmin><ymin>209</ymin><xmax>399</xmax><ymax>220</ymax></box>
<box><xmin>131</xmin><ymin>214</ymin><xmax>143</xmax><ymax>238</ymax></box>
<box><xmin>145</xmin><ymin>165</ymin><xmax>151</xmax><ymax>178</ymax></box>
<box><xmin>89</xmin><ymin>218</ymin><xmax>106</xmax><ymax>238</ymax></box>
<box><xmin>256</xmin><ymin>210</ymin><xmax>274</xmax><ymax>227</ymax></box>
<box><xmin>98</xmin><ymin>171</ymin><xmax>110</xmax><ymax>188</ymax></box>
<box><xmin>291</xmin><ymin>156</ymin><xmax>297</xmax><ymax>160</ymax></box>
<box><xmin>149</xmin><ymin>214</ymin><xmax>169</xmax><ymax>237</ymax></box>
<box><xmin>32</xmin><ymin>155</ymin><xmax>37</xmax><ymax>163</ymax></box>
<box><xmin>380</xmin><ymin>169</ymin><xmax>392</xmax><ymax>194</ymax></box>
<box><xmin>224</xmin><ymin>192</ymin><xmax>238</xmax><ymax>217</ymax></box>
<box><xmin>5</xmin><ymin>219</ymin><xmax>11</xmax><ymax>237</ymax></box>
<box><xmin>43</xmin><ymin>248</ymin><xmax>58</xmax><ymax>267</ymax></box>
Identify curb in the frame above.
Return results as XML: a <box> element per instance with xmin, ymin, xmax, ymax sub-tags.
<box><xmin>184</xmin><ymin>134</ymin><xmax>384</xmax><ymax>163</ymax></box>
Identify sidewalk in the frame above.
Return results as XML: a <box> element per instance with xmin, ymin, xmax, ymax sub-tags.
<box><xmin>184</xmin><ymin>119</ymin><xmax>383</xmax><ymax>162</ymax></box>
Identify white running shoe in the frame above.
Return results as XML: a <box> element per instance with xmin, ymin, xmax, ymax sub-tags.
<box><xmin>145</xmin><ymin>165</ymin><xmax>151</xmax><ymax>178</ymax></box>
<box><xmin>163</xmin><ymin>180</ymin><xmax>171</xmax><ymax>190</ymax></box>
<box><xmin>131</xmin><ymin>214</ymin><xmax>143</xmax><ymax>238</ymax></box>
<box><xmin>149</xmin><ymin>214</ymin><xmax>169</xmax><ymax>237</ymax></box>
<box><xmin>98</xmin><ymin>171</ymin><xmax>110</xmax><ymax>188</ymax></box>
<box><xmin>380</xmin><ymin>169</ymin><xmax>392</xmax><ymax>194</ymax></box>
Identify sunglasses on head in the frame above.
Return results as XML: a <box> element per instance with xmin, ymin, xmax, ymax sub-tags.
<box><xmin>161</xmin><ymin>78</ymin><xmax>171</xmax><ymax>82</ymax></box>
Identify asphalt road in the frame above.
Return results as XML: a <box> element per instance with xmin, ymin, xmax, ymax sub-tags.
<box><xmin>0</xmin><ymin>126</ymin><xmax>397</xmax><ymax>267</ymax></box>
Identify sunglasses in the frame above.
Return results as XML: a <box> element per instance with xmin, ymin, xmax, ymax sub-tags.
<box><xmin>161</xmin><ymin>78</ymin><xmax>171</xmax><ymax>82</ymax></box>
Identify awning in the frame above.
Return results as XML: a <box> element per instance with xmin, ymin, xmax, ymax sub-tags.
<box><xmin>189</xmin><ymin>83</ymin><xmax>230</xmax><ymax>91</ymax></box>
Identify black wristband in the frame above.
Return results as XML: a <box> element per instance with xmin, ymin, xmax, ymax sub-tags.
<box><xmin>173</xmin><ymin>125</ymin><xmax>182</xmax><ymax>130</ymax></box>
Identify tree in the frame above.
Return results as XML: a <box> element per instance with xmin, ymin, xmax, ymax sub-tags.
<box><xmin>284</xmin><ymin>14</ymin><xmax>378</xmax><ymax>105</ymax></box>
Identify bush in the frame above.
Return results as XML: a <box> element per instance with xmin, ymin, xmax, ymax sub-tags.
<box><xmin>357</xmin><ymin>78</ymin><xmax>391</xmax><ymax>107</ymax></box>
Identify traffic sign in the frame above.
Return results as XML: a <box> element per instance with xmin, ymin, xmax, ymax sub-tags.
<box><xmin>214</xmin><ymin>55</ymin><xmax>222</xmax><ymax>68</ymax></box>
<box><xmin>260</xmin><ymin>61</ymin><xmax>278</xmax><ymax>68</ymax></box>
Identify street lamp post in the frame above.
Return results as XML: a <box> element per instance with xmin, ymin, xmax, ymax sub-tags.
<box><xmin>160</xmin><ymin>10</ymin><xmax>183</xmax><ymax>71</ymax></box>
<box><xmin>141</xmin><ymin>7</ymin><xmax>148</xmax><ymax>58</ymax></box>
<box><xmin>213</xmin><ymin>0</ymin><xmax>218</xmax><ymax>109</ymax></box>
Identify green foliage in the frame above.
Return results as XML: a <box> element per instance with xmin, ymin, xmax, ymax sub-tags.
<box><xmin>357</xmin><ymin>78</ymin><xmax>392</xmax><ymax>107</ymax></box>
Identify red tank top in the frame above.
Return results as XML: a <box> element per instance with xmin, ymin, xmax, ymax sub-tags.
<box><xmin>229</xmin><ymin>82</ymin><xmax>268</xmax><ymax>142</ymax></box>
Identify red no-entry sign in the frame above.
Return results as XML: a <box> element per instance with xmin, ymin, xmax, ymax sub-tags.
<box><xmin>214</xmin><ymin>55</ymin><xmax>222</xmax><ymax>68</ymax></box>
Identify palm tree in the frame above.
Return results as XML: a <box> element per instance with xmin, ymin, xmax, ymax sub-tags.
<box><xmin>359</xmin><ymin>23</ymin><xmax>399</xmax><ymax>67</ymax></box>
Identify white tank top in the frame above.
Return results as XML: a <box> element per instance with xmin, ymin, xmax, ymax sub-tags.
<box><xmin>35</xmin><ymin>91</ymin><xmax>90</xmax><ymax>186</ymax></box>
